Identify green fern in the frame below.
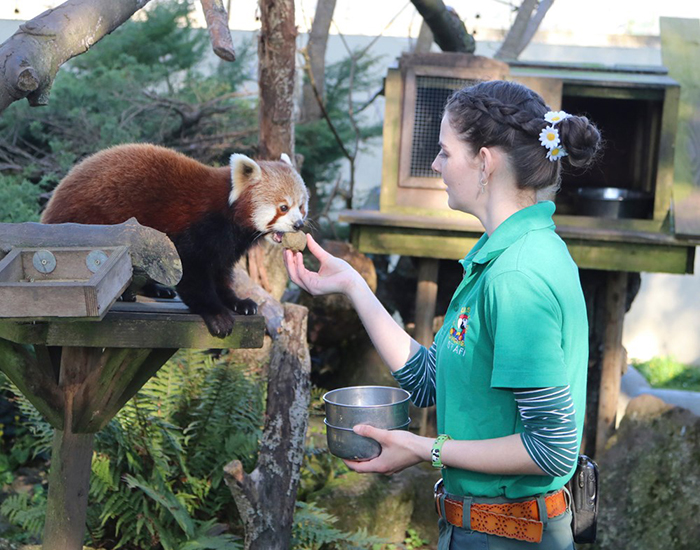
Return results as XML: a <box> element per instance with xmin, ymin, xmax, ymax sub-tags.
<box><xmin>292</xmin><ymin>501</ymin><xmax>388</xmax><ymax>550</ymax></box>
<box><xmin>0</xmin><ymin>490</ymin><xmax>47</xmax><ymax>539</ymax></box>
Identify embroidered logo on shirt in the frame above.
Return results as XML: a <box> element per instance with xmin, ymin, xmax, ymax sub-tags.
<box><xmin>448</xmin><ymin>306</ymin><xmax>470</xmax><ymax>348</ymax></box>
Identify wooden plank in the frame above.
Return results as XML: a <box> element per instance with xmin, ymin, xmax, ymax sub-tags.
<box><xmin>0</xmin><ymin>218</ymin><xmax>182</xmax><ymax>286</ymax></box>
<box><xmin>563</xmin><ymin>84</ymin><xmax>665</xmax><ymax>101</ymax></box>
<box><xmin>512</xmin><ymin>75</ymin><xmax>562</xmax><ymax>111</ymax></box>
<box><xmin>341</xmin><ymin>209</ymin><xmax>700</xmax><ymax>246</ymax></box>
<box><xmin>91</xmin><ymin>246</ymin><xmax>133</xmax><ymax>317</ymax></box>
<box><xmin>0</xmin><ymin>247</ymin><xmax>132</xmax><ymax>320</ymax></box>
<box><xmin>653</xmin><ymin>85</ymin><xmax>680</xmax><ymax>223</ymax></box>
<box><xmin>661</xmin><ymin>17</ymin><xmax>700</xmax><ymax>239</ymax></box>
<box><xmin>0</xmin><ymin>249</ymin><xmax>22</xmax><ymax>283</ymax></box>
<box><xmin>349</xmin><ymin>224</ymin><xmax>694</xmax><ymax>273</ymax></box>
<box><xmin>0</xmin><ymin>313</ymin><xmax>264</xmax><ymax>350</ymax></box>
<box><xmin>355</xmin><ymin>226</ymin><xmax>480</xmax><ymax>260</ymax></box>
<box><xmin>567</xmin><ymin>240</ymin><xmax>693</xmax><ymax>274</ymax></box>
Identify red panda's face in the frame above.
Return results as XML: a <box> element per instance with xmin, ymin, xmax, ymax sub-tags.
<box><xmin>230</xmin><ymin>153</ymin><xmax>309</xmax><ymax>244</ymax></box>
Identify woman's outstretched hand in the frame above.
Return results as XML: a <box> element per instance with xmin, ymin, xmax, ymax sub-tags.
<box><xmin>343</xmin><ymin>425</ymin><xmax>429</xmax><ymax>475</ymax></box>
<box><xmin>283</xmin><ymin>234</ymin><xmax>364</xmax><ymax>298</ymax></box>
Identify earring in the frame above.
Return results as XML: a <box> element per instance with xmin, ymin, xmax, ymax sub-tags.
<box><xmin>479</xmin><ymin>176</ymin><xmax>488</xmax><ymax>194</ymax></box>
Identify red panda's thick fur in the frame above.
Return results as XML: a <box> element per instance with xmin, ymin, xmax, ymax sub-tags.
<box><xmin>42</xmin><ymin>143</ymin><xmax>309</xmax><ymax>337</ymax></box>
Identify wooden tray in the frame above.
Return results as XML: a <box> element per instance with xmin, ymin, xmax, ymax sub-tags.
<box><xmin>0</xmin><ymin>246</ymin><xmax>132</xmax><ymax>319</ymax></box>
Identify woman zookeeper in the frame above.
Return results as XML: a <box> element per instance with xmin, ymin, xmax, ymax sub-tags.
<box><xmin>284</xmin><ymin>80</ymin><xmax>601</xmax><ymax>549</ymax></box>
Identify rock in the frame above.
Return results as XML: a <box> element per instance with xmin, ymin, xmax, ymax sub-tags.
<box><xmin>309</xmin><ymin>463</ymin><xmax>441</xmax><ymax>547</ymax></box>
<box><xmin>592</xmin><ymin>401</ymin><xmax>700</xmax><ymax>550</ymax></box>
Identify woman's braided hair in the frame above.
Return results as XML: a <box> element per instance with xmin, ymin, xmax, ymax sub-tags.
<box><xmin>445</xmin><ymin>80</ymin><xmax>601</xmax><ymax>191</ymax></box>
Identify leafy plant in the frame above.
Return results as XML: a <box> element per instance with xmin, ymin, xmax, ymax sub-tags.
<box><xmin>84</xmin><ymin>350</ymin><xmax>262</xmax><ymax>549</ymax></box>
<box><xmin>632</xmin><ymin>356</ymin><xmax>700</xmax><ymax>391</ymax></box>
<box><xmin>292</xmin><ymin>501</ymin><xmax>387</xmax><ymax>550</ymax></box>
<box><xmin>0</xmin><ymin>173</ymin><xmax>43</xmax><ymax>222</ymax></box>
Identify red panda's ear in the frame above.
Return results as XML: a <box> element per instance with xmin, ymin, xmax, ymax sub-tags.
<box><xmin>229</xmin><ymin>154</ymin><xmax>261</xmax><ymax>205</ymax></box>
<box><xmin>280</xmin><ymin>153</ymin><xmax>293</xmax><ymax>166</ymax></box>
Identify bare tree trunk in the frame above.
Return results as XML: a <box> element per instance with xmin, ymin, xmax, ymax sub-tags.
<box><xmin>224</xmin><ymin>303</ymin><xmax>311</xmax><ymax>550</ymax></box>
<box><xmin>301</xmin><ymin>0</ymin><xmax>337</xmax><ymax>122</ymax></box>
<box><xmin>410</xmin><ymin>0</ymin><xmax>475</xmax><ymax>53</ymax></box>
<box><xmin>0</xmin><ymin>0</ymin><xmax>152</xmax><ymax>115</ymax></box>
<box><xmin>413</xmin><ymin>19</ymin><xmax>435</xmax><ymax>53</ymax></box>
<box><xmin>495</xmin><ymin>0</ymin><xmax>555</xmax><ymax>61</ymax></box>
<box><xmin>258</xmin><ymin>0</ymin><xmax>297</xmax><ymax>159</ymax></box>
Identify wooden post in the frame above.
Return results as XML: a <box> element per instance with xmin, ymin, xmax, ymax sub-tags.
<box><xmin>40</xmin><ymin>345</ymin><xmax>178</xmax><ymax>549</ymax></box>
<box><xmin>595</xmin><ymin>271</ymin><xmax>628</xmax><ymax>455</ymax></box>
<box><xmin>43</xmin><ymin>429</ymin><xmax>95</xmax><ymax>550</ymax></box>
<box><xmin>42</xmin><ymin>347</ymin><xmax>98</xmax><ymax>550</ymax></box>
<box><xmin>415</xmin><ymin>258</ymin><xmax>439</xmax><ymax>437</ymax></box>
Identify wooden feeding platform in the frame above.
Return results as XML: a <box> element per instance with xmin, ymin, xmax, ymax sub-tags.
<box><xmin>340</xmin><ymin>51</ymin><xmax>700</xmax><ymax>457</ymax></box>
<box><xmin>0</xmin><ymin>220</ymin><xmax>265</xmax><ymax>550</ymax></box>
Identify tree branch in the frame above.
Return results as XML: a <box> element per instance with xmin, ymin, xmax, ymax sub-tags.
<box><xmin>410</xmin><ymin>0</ymin><xmax>475</xmax><ymax>53</ymax></box>
<box><xmin>300</xmin><ymin>0</ymin><xmax>336</xmax><ymax>122</ymax></box>
<box><xmin>199</xmin><ymin>0</ymin><xmax>236</xmax><ymax>61</ymax></box>
<box><xmin>495</xmin><ymin>0</ymin><xmax>554</xmax><ymax>61</ymax></box>
<box><xmin>0</xmin><ymin>0</ymin><xmax>153</xmax><ymax>115</ymax></box>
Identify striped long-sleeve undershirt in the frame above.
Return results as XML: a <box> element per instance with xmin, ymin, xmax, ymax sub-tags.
<box><xmin>392</xmin><ymin>343</ymin><xmax>437</xmax><ymax>407</ymax></box>
<box><xmin>514</xmin><ymin>386</ymin><xmax>578</xmax><ymax>477</ymax></box>
<box><xmin>392</xmin><ymin>348</ymin><xmax>578</xmax><ymax>477</ymax></box>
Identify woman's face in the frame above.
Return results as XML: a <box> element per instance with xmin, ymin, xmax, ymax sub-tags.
<box><xmin>431</xmin><ymin>114</ymin><xmax>482</xmax><ymax>214</ymax></box>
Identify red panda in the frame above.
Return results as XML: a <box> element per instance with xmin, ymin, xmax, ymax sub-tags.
<box><xmin>41</xmin><ymin>143</ymin><xmax>309</xmax><ymax>337</ymax></box>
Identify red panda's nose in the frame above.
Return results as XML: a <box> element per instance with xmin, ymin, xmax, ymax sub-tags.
<box><xmin>293</xmin><ymin>220</ymin><xmax>304</xmax><ymax>231</ymax></box>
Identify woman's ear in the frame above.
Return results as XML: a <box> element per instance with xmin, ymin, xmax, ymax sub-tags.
<box><xmin>479</xmin><ymin>147</ymin><xmax>496</xmax><ymax>181</ymax></box>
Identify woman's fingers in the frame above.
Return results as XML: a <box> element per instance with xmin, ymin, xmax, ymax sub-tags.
<box><xmin>306</xmin><ymin>234</ymin><xmax>328</xmax><ymax>261</ymax></box>
<box><xmin>284</xmin><ymin>249</ymin><xmax>311</xmax><ymax>293</ymax></box>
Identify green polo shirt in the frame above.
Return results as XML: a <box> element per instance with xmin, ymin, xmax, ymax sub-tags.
<box><xmin>434</xmin><ymin>201</ymin><xmax>588</xmax><ymax>499</ymax></box>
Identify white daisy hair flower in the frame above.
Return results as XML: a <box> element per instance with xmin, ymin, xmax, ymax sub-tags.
<box><xmin>539</xmin><ymin>126</ymin><xmax>560</xmax><ymax>150</ymax></box>
<box><xmin>544</xmin><ymin>110</ymin><xmax>571</xmax><ymax>125</ymax></box>
<box><xmin>546</xmin><ymin>146</ymin><xmax>568</xmax><ymax>162</ymax></box>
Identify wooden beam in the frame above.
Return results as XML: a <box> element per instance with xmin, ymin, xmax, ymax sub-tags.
<box><xmin>73</xmin><ymin>347</ymin><xmax>177</xmax><ymax>433</ymax></box>
<box><xmin>347</xmin><ymin>223</ymin><xmax>695</xmax><ymax>274</ymax></box>
<box><xmin>415</xmin><ymin>258</ymin><xmax>438</xmax><ymax>437</ymax></box>
<box><xmin>0</xmin><ymin>338</ymin><xmax>64</xmax><ymax>428</ymax></box>
<box><xmin>42</xmin><ymin>429</ymin><xmax>94</xmax><ymax>550</ymax></box>
<box><xmin>595</xmin><ymin>271</ymin><xmax>628</xmax><ymax>455</ymax></box>
<box><xmin>0</xmin><ymin>301</ymin><xmax>265</xmax><ymax>349</ymax></box>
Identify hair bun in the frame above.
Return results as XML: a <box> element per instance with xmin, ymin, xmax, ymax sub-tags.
<box><xmin>558</xmin><ymin>116</ymin><xmax>601</xmax><ymax>168</ymax></box>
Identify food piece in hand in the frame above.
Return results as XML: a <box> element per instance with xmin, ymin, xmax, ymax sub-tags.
<box><xmin>282</xmin><ymin>231</ymin><xmax>307</xmax><ymax>252</ymax></box>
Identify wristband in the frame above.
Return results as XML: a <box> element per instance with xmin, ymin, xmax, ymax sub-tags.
<box><xmin>431</xmin><ymin>434</ymin><xmax>452</xmax><ymax>469</ymax></box>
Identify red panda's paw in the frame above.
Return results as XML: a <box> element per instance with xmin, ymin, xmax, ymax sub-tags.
<box><xmin>142</xmin><ymin>281</ymin><xmax>177</xmax><ymax>299</ymax></box>
<box><xmin>202</xmin><ymin>310</ymin><xmax>236</xmax><ymax>338</ymax></box>
<box><xmin>230</xmin><ymin>298</ymin><xmax>258</xmax><ymax>316</ymax></box>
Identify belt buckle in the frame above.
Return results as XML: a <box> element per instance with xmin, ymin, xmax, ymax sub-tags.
<box><xmin>433</xmin><ymin>477</ymin><xmax>444</xmax><ymax>496</ymax></box>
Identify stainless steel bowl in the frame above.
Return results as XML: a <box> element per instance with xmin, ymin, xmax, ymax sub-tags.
<box><xmin>575</xmin><ymin>187</ymin><xmax>653</xmax><ymax>219</ymax></box>
<box><xmin>323</xmin><ymin>386</ymin><xmax>410</xmax><ymax>429</ymax></box>
<box><xmin>324</xmin><ymin>418</ymin><xmax>411</xmax><ymax>461</ymax></box>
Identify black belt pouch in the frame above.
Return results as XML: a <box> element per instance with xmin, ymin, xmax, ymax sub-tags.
<box><xmin>567</xmin><ymin>454</ymin><xmax>599</xmax><ymax>544</ymax></box>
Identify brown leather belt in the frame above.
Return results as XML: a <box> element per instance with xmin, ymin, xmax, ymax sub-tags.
<box><xmin>434</xmin><ymin>479</ymin><xmax>568</xmax><ymax>543</ymax></box>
